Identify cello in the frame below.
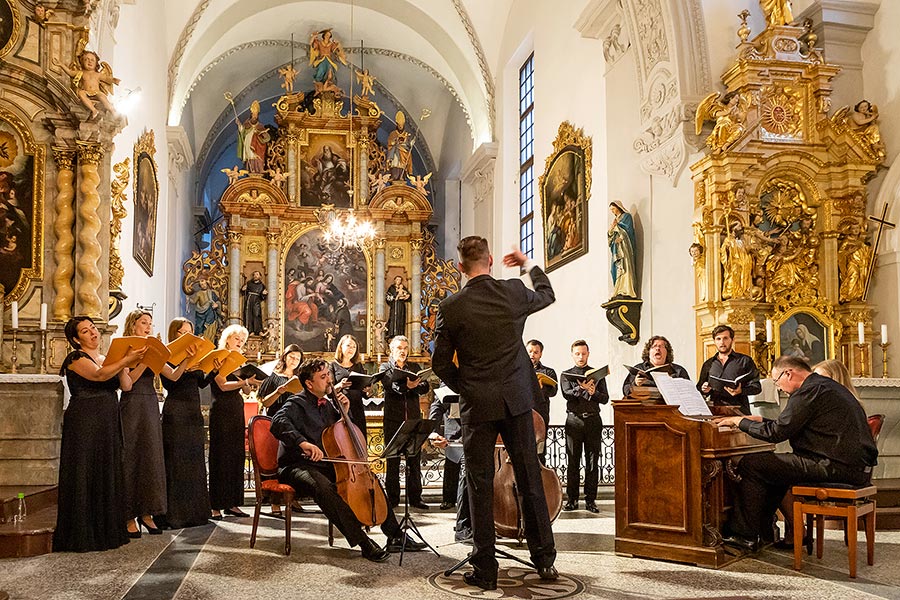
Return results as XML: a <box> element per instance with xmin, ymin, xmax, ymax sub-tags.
<box><xmin>493</xmin><ymin>410</ymin><xmax>563</xmax><ymax>540</ymax></box>
<box><xmin>321</xmin><ymin>389</ymin><xmax>389</xmax><ymax>527</ymax></box>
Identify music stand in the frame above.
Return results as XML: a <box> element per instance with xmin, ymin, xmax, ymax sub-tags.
<box><xmin>381</xmin><ymin>418</ymin><xmax>440</xmax><ymax>565</ymax></box>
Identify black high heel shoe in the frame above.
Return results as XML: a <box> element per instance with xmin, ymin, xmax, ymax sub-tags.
<box><xmin>138</xmin><ymin>518</ymin><xmax>163</xmax><ymax>535</ymax></box>
<box><xmin>126</xmin><ymin>528</ymin><xmax>142</xmax><ymax>539</ymax></box>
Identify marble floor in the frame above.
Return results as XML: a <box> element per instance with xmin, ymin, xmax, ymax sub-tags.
<box><xmin>1</xmin><ymin>499</ymin><xmax>899</xmax><ymax>600</ymax></box>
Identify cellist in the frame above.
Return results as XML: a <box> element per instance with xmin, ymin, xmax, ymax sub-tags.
<box><xmin>270</xmin><ymin>358</ymin><xmax>427</xmax><ymax>562</ymax></box>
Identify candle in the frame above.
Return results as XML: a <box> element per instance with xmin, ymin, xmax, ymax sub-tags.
<box><xmin>749</xmin><ymin>321</ymin><xmax>756</xmax><ymax>342</ymax></box>
<box><xmin>11</xmin><ymin>300</ymin><xmax>18</xmax><ymax>329</ymax></box>
<box><xmin>765</xmin><ymin>319</ymin><xmax>773</xmax><ymax>343</ymax></box>
<box><xmin>858</xmin><ymin>322</ymin><xmax>865</xmax><ymax>345</ymax></box>
<box><xmin>881</xmin><ymin>324</ymin><xmax>888</xmax><ymax>345</ymax></box>
<box><xmin>257</xmin><ymin>351</ymin><xmax>262</xmax><ymax>362</ymax></box>
<box><xmin>40</xmin><ymin>303</ymin><xmax>47</xmax><ymax>330</ymax></box>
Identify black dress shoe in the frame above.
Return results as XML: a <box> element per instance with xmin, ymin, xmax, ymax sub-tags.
<box><xmin>463</xmin><ymin>571</ymin><xmax>497</xmax><ymax>591</ymax></box>
<box><xmin>409</xmin><ymin>500</ymin><xmax>429</xmax><ymax>510</ymax></box>
<box><xmin>138</xmin><ymin>519</ymin><xmax>163</xmax><ymax>535</ymax></box>
<box><xmin>722</xmin><ymin>534</ymin><xmax>759</xmax><ymax>554</ymax></box>
<box><xmin>439</xmin><ymin>501</ymin><xmax>456</xmax><ymax>510</ymax></box>
<box><xmin>537</xmin><ymin>565</ymin><xmax>559</xmax><ymax>580</ymax></box>
<box><xmin>585</xmin><ymin>502</ymin><xmax>600</xmax><ymax>513</ymax></box>
<box><xmin>563</xmin><ymin>501</ymin><xmax>577</xmax><ymax>511</ymax></box>
<box><xmin>224</xmin><ymin>508</ymin><xmax>249</xmax><ymax>518</ymax></box>
<box><xmin>210</xmin><ymin>514</ymin><xmax>223</xmax><ymax>521</ymax></box>
<box><xmin>126</xmin><ymin>529</ymin><xmax>142</xmax><ymax>539</ymax></box>
<box><xmin>360</xmin><ymin>537</ymin><xmax>390</xmax><ymax>563</ymax></box>
<box><xmin>386</xmin><ymin>534</ymin><xmax>427</xmax><ymax>552</ymax></box>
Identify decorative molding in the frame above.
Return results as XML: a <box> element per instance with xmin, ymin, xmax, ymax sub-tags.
<box><xmin>450</xmin><ymin>0</ymin><xmax>495</xmax><ymax>137</ymax></box>
<box><xmin>109</xmin><ymin>157</ymin><xmax>130</xmax><ymax>292</ymax></box>
<box><xmin>166</xmin><ymin>125</ymin><xmax>193</xmax><ymax>197</ymax></box>
<box><xmin>167</xmin><ymin>0</ymin><xmax>212</xmax><ymax>107</ymax></box>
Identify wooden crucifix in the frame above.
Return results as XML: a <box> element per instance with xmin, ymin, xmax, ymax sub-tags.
<box><xmin>863</xmin><ymin>202</ymin><xmax>896</xmax><ymax>300</ymax></box>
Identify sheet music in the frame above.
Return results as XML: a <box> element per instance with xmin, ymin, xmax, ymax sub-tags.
<box><xmin>650</xmin><ymin>372</ymin><xmax>712</xmax><ymax>416</ymax></box>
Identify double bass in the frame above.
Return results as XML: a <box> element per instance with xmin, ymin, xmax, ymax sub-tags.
<box><xmin>493</xmin><ymin>410</ymin><xmax>563</xmax><ymax>540</ymax></box>
<box><xmin>321</xmin><ymin>390</ymin><xmax>389</xmax><ymax>527</ymax></box>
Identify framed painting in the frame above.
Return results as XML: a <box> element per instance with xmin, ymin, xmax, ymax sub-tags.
<box><xmin>0</xmin><ymin>0</ymin><xmax>21</xmax><ymax>60</ymax></box>
<box><xmin>539</xmin><ymin>121</ymin><xmax>592</xmax><ymax>273</ymax></box>
<box><xmin>0</xmin><ymin>107</ymin><xmax>44</xmax><ymax>304</ymax></box>
<box><xmin>133</xmin><ymin>130</ymin><xmax>158</xmax><ymax>276</ymax></box>
<box><xmin>775</xmin><ymin>308</ymin><xmax>835</xmax><ymax>365</ymax></box>
<box><xmin>282</xmin><ymin>227</ymin><xmax>369</xmax><ymax>354</ymax></box>
<box><xmin>299</xmin><ymin>131</ymin><xmax>352</xmax><ymax>208</ymax></box>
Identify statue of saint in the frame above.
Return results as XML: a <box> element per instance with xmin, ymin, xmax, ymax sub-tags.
<box><xmin>385</xmin><ymin>275</ymin><xmax>411</xmax><ymax>339</ymax></box>
<box><xmin>387</xmin><ymin>111</ymin><xmax>412</xmax><ymax>180</ymax></box>
<box><xmin>241</xmin><ymin>270</ymin><xmax>268</xmax><ymax>335</ymax></box>
<box><xmin>608</xmin><ymin>201</ymin><xmax>637</xmax><ymax>299</ymax></box>
<box><xmin>309</xmin><ymin>29</ymin><xmax>348</xmax><ymax>95</ymax></box>
<box><xmin>760</xmin><ymin>0</ymin><xmax>793</xmax><ymax>27</ymax></box>
<box><xmin>689</xmin><ymin>242</ymin><xmax>706</xmax><ymax>302</ymax></box>
<box><xmin>188</xmin><ymin>278</ymin><xmax>221</xmax><ymax>341</ymax></box>
<box><xmin>838</xmin><ymin>221</ymin><xmax>870</xmax><ymax>302</ymax></box>
<box><xmin>236</xmin><ymin>100</ymin><xmax>270</xmax><ymax>173</ymax></box>
<box><xmin>720</xmin><ymin>222</ymin><xmax>754</xmax><ymax>300</ymax></box>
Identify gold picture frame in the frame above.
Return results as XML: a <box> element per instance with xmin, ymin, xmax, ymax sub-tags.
<box><xmin>773</xmin><ymin>305</ymin><xmax>840</xmax><ymax>365</ymax></box>
<box><xmin>133</xmin><ymin>130</ymin><xmax>158</xmax><ymax>277</ymax></box>
<box><xmin>0</xmin><ymin>0</ymin><xmax>21</xmax><ymax>60</ymax></box>
<box><xmin>539</xmin><ymin>121</ymin><xmax>592</xmax><ymax>273</ymax></box>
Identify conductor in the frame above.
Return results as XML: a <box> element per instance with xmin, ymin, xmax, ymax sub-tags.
<box><xmin>432</xmin><ymin>236</ymin><xmax>558</xmax><ymax>590</ymax></box>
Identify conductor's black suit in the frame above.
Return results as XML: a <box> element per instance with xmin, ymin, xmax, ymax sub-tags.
<box><xmin>432</xmin><ymin>264</ymin><xmax>557</xmax><ymax>578</ymax></box>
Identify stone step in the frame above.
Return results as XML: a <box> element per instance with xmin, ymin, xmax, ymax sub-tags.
<box><xmin>0</xmin><ymin>505</ymin><xmax>55</xmax><ymax>558</ymax></box>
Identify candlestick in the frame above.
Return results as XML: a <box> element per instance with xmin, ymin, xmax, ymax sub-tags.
<box><xmin>881</xmin><ymin>324</ymin><xmax>888</xmax><ymax>345</ymax></box>
<box><xmin>856</xmin><ymin>343</ymin><xmax>870</xmax><ymax>378</ymax></box>
<box><xmin>11</xmin><ymin>300</ymin><xmax>18</xmax><ymax>329</ymax></box>
<box><xmin>765</xmin><ymin>319</ymin><xmax>773</xmax><ymax>343</ymax></box>
<box><xmin>749</xmin><ymin>321</ymin><xmax>756</xmax><ymax>342</ymax></box>
<box><xmin>858</xmin><ymin>321</ymin><xmax>865</xmax><ymax>345</ymax></box>
<box><xmin>40</xmin><ymin>303</ymin><xmax>47</xmax><ymax>330</ymax></box>
<box><xmin>40</xmin><ymin>330</ymin><xmax>47</xmax><ymax>374</ymax></box>
<box><xmin>881</xmin><ymin>342</ymin><xmax>890</xmax><ymax>379</ymax></box>
<box><xmin>10</xmin><ymin>327</ymin><xmax>18</xmax><ymax>374</ymax></box>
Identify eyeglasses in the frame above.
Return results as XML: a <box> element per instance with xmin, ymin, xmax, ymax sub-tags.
<box><xmin>773</xmin><ymin>369</ymin><xmax>791</xmax><ymax>383</ymax></box>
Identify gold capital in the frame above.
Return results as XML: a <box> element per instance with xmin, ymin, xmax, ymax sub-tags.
<box><xmin>76</xmin><ymin>141</ymin><xmax>103</xmax><ymax>165</ymax></box>
<box><xmin>52</xmin><ymin>148</ymin><xmax>76</xmax><ymax>171</ymax></box>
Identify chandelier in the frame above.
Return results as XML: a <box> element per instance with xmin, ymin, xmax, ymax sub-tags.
<box><xmin>315</xmin><ymin>204</ymin><xmax>376</xmax><ymax>249</ymax></box>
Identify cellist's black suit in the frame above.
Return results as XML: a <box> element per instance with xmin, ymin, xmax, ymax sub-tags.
<box><xmin>432</xmin><ymin>264</ymin><xmax>557</xmax><ymax>579</ymax></box>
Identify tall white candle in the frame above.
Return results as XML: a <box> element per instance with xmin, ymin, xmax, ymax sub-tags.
<box><xmin>765</xmin><ymin>319</ymin><xmax>773</xmax><ymax>343</ymax></box>
<box><xmin>858</xmin><ymin>322</ymin><xmax>865</xmax><ymax>345</ymax></box>
<box><xmin>11</xmin><ymin>301</ymin><xmax>18</xmax><ymax>329</ymax></box>
<box><xmin>749</xmin><ymin>321</ymin><xmax>757</xmax><ymax>342</ymax></box>
<box><xmin>881</xmin><ymin>324</ymin><xmax>888</xmax><ymax>345</ymax></box>
<box><xmin>40</xmin><ymin>303</ymin><xmax>47</xmax><ymax>330</ymax></box>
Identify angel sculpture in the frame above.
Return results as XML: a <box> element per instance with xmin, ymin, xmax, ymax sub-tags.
<box><xmin>355</xmin><ymin>68</ymin><xmax>376</xmax><ymax>97</ymax></box>
<box><xmin>278</xmin><ymin>63</ymin><xmax>299</xmax><ymax>94</ymax></box>
<box><xmin>268</xmin><ymin>168</ymin><xmax>288</xmax><ymax>189</ymax></box>
<box><xmin>221</xmin><ymin>165</ymin><xmax>248</xmax><ymax>185</ymax></box>
<box><xmin>369</xmin><ymin>172</ymin><xmax>391</xmax><ymax>196</ymax></box>
<box><xmin>52</xmin><ymin>51</ymin><xmax>120</xmax><ymax>120</ymax></box>
<box><xmin>33</xmin><ymin>3</ymin><xmax>53</xmax><ymax>25</ymax></box>
<box><xmin>408</xmin><ymin>172</ymin><xmax>432</xmax><ymax>196</ymax></box>
<box><xmin>695</xmin><ymin>92</ymin><xmax>750</xmax><ymax>153</ymax></box>
<box><xmin>309</xmin><ymin>29</ymin><xmax>348</xmax><ymax>95</ymax></box>
<box><xmin>832</xmin><ymin>100</ymin><xmax>886</xmax><ymax>160</ymax></box>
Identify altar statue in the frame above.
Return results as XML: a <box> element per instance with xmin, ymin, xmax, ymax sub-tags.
<box><xmin>236</xmin><ymin>100</ymin><xmax>269</xmax><ymax>173</ymax></box>
<box><xmin>188</xmin><ymin>278</ymin><xmax>221</xmax><ymax>341</ymax></box>
<box><xmin>608</xmin><ymin>201</ymin><xmax>637</xmax><ymax>299</ymax></box>
<box><xmin>385</xmin><ymin>275</ymin><xmax>411</xmax><ymax>339</ymax></box>
<box><xmin>833</xmin><ymin>100</ymin><xmax>887</xmax><ymax>160</ymax></box>
<box><xmin>309</xmin><ymin>29</ymin><xmax>348</xmax><ymax>95</ymax></box>
<box><xmin>720</xmin><ymin>222</ymin><xmax>754</xmax><ymax>299</ymax></box>
<box><xmin>52</xmin><ymin>50</ymin><xmax>120</xmax><ymax>120</ymax></box>
<box><xmin>241</xmin><ymin>270</ymin><xmax>268</xmax><ymax>335</ymax></box>
<box><xmin>838</xmin><ymin>220</ymin><xmax>870</xmax><ymax>302</ymax></box>
<box><xmin>387</xmin><ymin>111</ymin><xmax>412</xmax><ymax>180</ymax></box>
<box><xmin>760</xmin><ymin>0</ymin><xmax>793</xmax><ymax>27</ymax></box>
<box><xmin>355</xmin><ymin>68</ymin><xmax>376</xmax><ymax>97</ymax></box>
<box><xmin>689</xmin><ymin>242</ymin><xmax>706</xmax><ymax>302</ymax></box>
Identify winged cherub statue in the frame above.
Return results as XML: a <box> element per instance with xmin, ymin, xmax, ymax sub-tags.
<box><xmin>695</xmin><ymin>92</ymin><xmax>751</xmax><ymax>153</ymax></box>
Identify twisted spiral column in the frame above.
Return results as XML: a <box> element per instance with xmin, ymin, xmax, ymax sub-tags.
<box><xmin>75</xmin><ymin>141</ymin><xmax>104</xmax><ymax>318</ymax></box>
<box><xmin>52</xmin><ymin>148</ymin><xmax>76</xmax><ymax>320</ymax></box>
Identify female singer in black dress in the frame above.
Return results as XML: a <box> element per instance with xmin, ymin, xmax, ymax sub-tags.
<box><xmin>119</xmin><ymin>310</ymin><xmax>190</xmax><ymax>537</ymax></box>
<box><xmin>258</xmin><ymin>344</ymin><xmax>303</xmax><ymax>416</ymax></box>
<box><xmin>54</xmin><ymin>316</ymin><xmax>144</xmax><ymax>552</ymax></box>
<box><xmin>160</xmin><ymin>317</ymin><xmax>211</xmax><ymax>529</ymax></box>
<box><xmin>209</xmin><ymin>324</ymin><xmax>260</xmax><ymax>519</ymax></box>
<box><xmin>331</xmin><ymin>334</ymin><xmax>369</xmax><ymax>436</ymax></box>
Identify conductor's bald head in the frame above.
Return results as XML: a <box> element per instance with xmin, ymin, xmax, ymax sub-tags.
<box><xmin>457</xmin><ymin>236</ymin><xmax>492</xmax><ymax>275</ymax></box>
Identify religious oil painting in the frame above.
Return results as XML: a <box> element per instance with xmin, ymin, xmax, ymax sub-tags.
<box><xmin>133</xmin><ymin>131</ymin><xmax>159</xmax><ymax>277</ymax></box>
<box><xmin>299</xmin><ymin>132</ymin><xmax>352</xmax><ymax>208</ymax></box>
<box><xmin>0</xmin><ymin>0</ymin><xmax>19</xmax><ymax>60</ymax></box>
<box><xmin>283</xmin><ymin>227</ymin><xmax>369</xmax><ymax>354</ymax></box>
<box><xmin>539</xmin><ymin>121</ymin><xmax>592</xmax><ymax>273</ymax></box>
<box><xmin>0</xmin><ymin>108</ymin><xmax>43</xmax><ymax>303</ymax></box>
<box><xmin>777</xmin><ymin>311</ymin><xmax>830</xmax><ymax>365</ymax></box>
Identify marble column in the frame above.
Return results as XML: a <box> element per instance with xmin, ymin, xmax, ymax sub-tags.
<box><xmin>228</xmin><ymin>229</ymin><xmax>243</xmax><ymax>325</ymax></box>
<box><xmin>75</xmin><ymin>141</ymin><xmax>104</xmax><ymax>318</ymax></box>
<box><xmin>410</xmin><ymin>237</ymin><xmax>424</xmax><ymax>353</ymax></box>
<box><xmin>374</xmin><ymin>237</ymin><xmax>386</xmax><ymax>321</ymax></box>
<box><xmin>51</xmin><ymin>148</ymin><xmax>76</xmax><ymax>321</ymax></box>
<box><xmin>266</xmin><ymin>231</ymin><xmax>280</xmax><ymax>319</ymax></box>
<box><xmin>286</xmin><ymin>134</ymin><xmax>297</xmax><ymax>206</ymax></box>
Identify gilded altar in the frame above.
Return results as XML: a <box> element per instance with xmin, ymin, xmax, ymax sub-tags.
<box><xmin>690</xmin><ymin>15</ymin><xmax>886</xmax><ymax>376</ymax></box>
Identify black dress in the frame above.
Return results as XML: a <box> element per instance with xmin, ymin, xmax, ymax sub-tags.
<box><xmin>209</xmin><ymin>374</ymin><xmax>246</xmax><ymax>510</ymax></box>
<box><xmin>160</xmin><ymin>368</ymin><xmax>212</xmax><ymax>528</ymax></box>
<box><xmin>54</xmin><ymin>351</ymin><xmax>129</xmax><ymax>552</ymax></box>
<box><xmin>119</xmin><ymin>368</ymin><xmax>167</xmax><ymax>519</ymax></box>
<box><xmin>258</xmin><ymin>372</ymin><xmax>290</xmax><ymax>417</ymax></box>
<box><xmin>330</xmin><ymin>361</ymin><xmax>368</xmax><ymax>437</ymax></box>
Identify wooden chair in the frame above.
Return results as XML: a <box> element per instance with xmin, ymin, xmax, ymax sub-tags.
<box><xmin>790</xmin><ymin>415</ymin><xmax>883</xmax><ymax>578</ymax></box>
<box><xmin>247</xmin><ymin>415</ymin><xmax>333</xmax><ymax>555</ymax></box>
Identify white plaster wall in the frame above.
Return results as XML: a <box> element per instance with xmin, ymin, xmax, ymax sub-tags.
<box><xmin>107</xmin><ymin>1</ymin><xmax>180</xmax><ymax>335</ymax></box>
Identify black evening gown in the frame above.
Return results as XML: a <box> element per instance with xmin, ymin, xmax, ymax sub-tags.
<box><xmin>160</xmin><ymin>368</ymin><xmax>212</xmax><ymax>528</ymax></box>
<box><xmin>54</xmin><ymin>351</ymin><xmax>129</xmax><ymax>552</ymax></box>
<box><xmin>259</xmin><ymin>372</ymin><xmax>289</xmax><ymax>417</ymax></box>
<box><xmin>330</xmin><ymin>361</ymin><xmax>368</xmax><ymax>437</ymax></box>
<box><xmin>209</xmin><ymin>374</ymin><xmax>246</xmax><ymax>510</ymax></box>
<box><xmin>119</xmin><ymin>368</ymin><xmax>167</xmax><ymax>519</ymax></box>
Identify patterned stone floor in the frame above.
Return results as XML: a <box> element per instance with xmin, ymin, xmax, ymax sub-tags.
<box><xmin>1</xmin><ymin>500</ymin><xmax>899</xmax><ymax>599</ymax></box>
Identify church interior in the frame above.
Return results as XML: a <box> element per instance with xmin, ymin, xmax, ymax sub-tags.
<box><xmin>2</xmin><ymin>0</ymin><xmax>900</xmax><ymax>598</ymax></box>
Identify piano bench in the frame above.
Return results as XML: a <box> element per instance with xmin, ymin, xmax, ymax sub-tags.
<box><xmin>791</xmin><ymin>484</ymin><xmax>877</xmax><ymax>578</ymax></box>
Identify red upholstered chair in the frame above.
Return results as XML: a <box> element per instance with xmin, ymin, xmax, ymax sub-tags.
<box><xmin>248</xmin><ymin>415</ymin><xmax>333</xmax><ymax>555</ymax></box>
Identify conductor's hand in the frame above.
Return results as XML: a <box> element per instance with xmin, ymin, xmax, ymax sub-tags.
<box><xmin>406</xmin><ymin>376</ymin><xmax>421</xmax><ymax>389</ymax></box>
<box><xmin>300</xmin><ymin>441</ymin><xmax>323</xmax><ymax>462</ymax></box>
<box><xmin>430</xmin><ymin>434</ymin><xmax>449</xmax><ymax>448</ymax></box>
<box><xmin>502</xmin><ymin>247</ymin><xmax>528</xmax><ymax>268</ymax></box>
<box><xmin>724</xmin><ymin>383</ymin><xmax>742</xmax><ymax>396</ymax></box>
